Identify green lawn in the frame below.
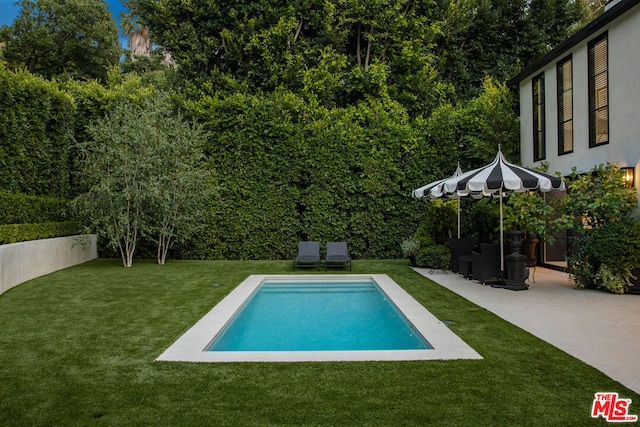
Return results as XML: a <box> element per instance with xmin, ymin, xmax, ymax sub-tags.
<box><xmin>0</xmin><ymin>259</ymin><xmax>635</xmax><ymax>426</ymax></box>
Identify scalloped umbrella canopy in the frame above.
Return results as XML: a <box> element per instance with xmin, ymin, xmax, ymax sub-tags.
<box><xmin>422</xmin><ymin>150</ymin><xmax>565</xmax><ymax>273</ymax></box>
<box><xmin>412</xmin><ymin>164</ymin><xmax>464</xmax><ymax>238</ymax></box>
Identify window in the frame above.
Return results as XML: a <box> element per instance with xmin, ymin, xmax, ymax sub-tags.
<box><xmin>532</xmin><ymin>73</ymin><xmax>545</xmax><ymax>161</ymax></box>
<box><xmin>557</xmin><ymin>56</ymin><xmax>573</xmax><ymax>155</ymax></box>
<box><xmin>588</xmin><ymin>32</ymin><xmax>608</xmax><ymax>146</ymax></box>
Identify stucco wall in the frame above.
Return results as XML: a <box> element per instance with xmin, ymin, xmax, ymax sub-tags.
<box><xmin>0</xmin><ymin>235</ymin><xmax>97</xmax><ymax>296</ymax></box>
<box><xmin>519</xmin><ymin>5</ymin><xmax>640</xmax><ymax>178</ymax></box>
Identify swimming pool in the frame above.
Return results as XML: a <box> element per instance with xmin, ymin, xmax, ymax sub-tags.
<box><xmin>157</xmin><ymin>275</ymin><xmax>482</xmax><ymax>362</ymax></box>
<box><xmin>207</xmin><ymin>279</ymin><xmax>431</xmax><ymax>351</ymax></box>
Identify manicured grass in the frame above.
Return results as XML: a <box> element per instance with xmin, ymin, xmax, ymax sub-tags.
<box><xmin>0</xmin><ymin>259</ymin><xmax>635</xmax><ymax>426</ymax></box>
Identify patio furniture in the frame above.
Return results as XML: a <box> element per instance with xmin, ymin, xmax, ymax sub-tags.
<box><xmin>472</xmin><ymin>243</ymin><xmax>502</xmax><ymax>284</ymax></box>
<box><xmin>293</xmin><ymin>241</ymin><xmax>321</xmax><ymax>270</ymax></box>
<box><xmin>458</xmin><ymin>255</ymin><xmax>473</xmax><ymax>279</ymax></box>
<box><xmin>446</xmin><ymin>237</ymin><xmax>476</xmax><ymax>273</ymax></box>
<box><xmin>325</xmin><ymin>241</ymin><xmax>352</xmax><ymax>271</ymax></box>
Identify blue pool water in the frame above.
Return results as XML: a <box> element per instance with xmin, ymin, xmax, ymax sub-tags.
<box><xmin>207</xmin><ymin>280</ymin><xmax>432</xmax><ymax>351</ymax></box>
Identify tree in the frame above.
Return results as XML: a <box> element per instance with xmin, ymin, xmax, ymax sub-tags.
<box><xmin>141</xmin><ymin>98</ymin><xmax>213</xmax><ymax>265</ymax></box>
<box><xmin>434</xmin><ymin>0</ymin><xmax>588</xmax><ymax>98</ymax></box>
<box><xmin>127</xmin><ymin>0</ymin><xmax>444</xmax><ymax>112</ymax></box>
<box><xmin>120</xmin><ymin>11</ymin><xmax>151</xmax><ymax>60</ymax></box>
<box><xmin>0</xmin><ymin>0</ymin><xmax>120</xmax><ymax>81</ymax></box>
<box><xmin>426</xmin><ymin>77</ymin><xmax>519</xmax><ymax>170</ymax></box>
<box><xmin>74</xmin><ymin>94</ymin><xmax>211</xmax><ymax>266</ymax></box>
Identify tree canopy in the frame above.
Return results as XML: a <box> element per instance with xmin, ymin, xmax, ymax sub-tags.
<box><xmin>0</xmin><ymin>0</ymin><xmax>120</xmax><ymax>81</ymax></box>
<box><xmin>0</xmin><ymin>0</ymin><xmax>602</xmax><ymax>262</ymax></box>
<box><xmin>127</xmin><ymin>0</ymin><xmax>590</xmax><ymax>106</ymax></box>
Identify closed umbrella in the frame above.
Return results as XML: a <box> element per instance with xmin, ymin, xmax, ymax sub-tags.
<box><xmin>428</xmin><ymin>149</ymin><xmax>565</xmax><ymax>274</ymax></box>
<box><xmin>412</xmin><ymin>164</ymin><xmax>464</xmax><ymax>238</ymax></box>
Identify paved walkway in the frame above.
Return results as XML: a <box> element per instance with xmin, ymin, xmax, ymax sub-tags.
<box><xmin>413</xmin><ymin>266</ymin><xmax>640</xmax><ymax>395</ymax></box>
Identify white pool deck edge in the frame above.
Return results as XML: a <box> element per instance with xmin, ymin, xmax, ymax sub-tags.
<box><xmin>156</xmin><ymin>274</ymin><xmax>483</xmax><ymax>362</ymax></box>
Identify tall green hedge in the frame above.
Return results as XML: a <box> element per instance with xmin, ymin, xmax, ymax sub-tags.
<box><xmin>0</xmin><ymin>191</ymin><xmax>69</xmax><ymax>224</ymax></box>
<box><xmin>0</xmin><ymin>221</ymin><xmax>82</xmax><ymax>245</ymax></box>
<box><xmin>0</xmin><ymin>65</ymin><xmax>76</xmax><ymax>198</ymax></box>
<box><xmin>180</xmin><ymin>89</ymin><xmax>445</xmax><ymax>259</ymax></box>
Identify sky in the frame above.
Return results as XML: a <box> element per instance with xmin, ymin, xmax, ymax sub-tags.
<box><xmin>0</xmin><ymin>0</ymin><xmax>130</xmax><ymax>47</ymax></box>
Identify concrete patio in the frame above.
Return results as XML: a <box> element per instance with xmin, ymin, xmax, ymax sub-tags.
<box><xmin>413</xmin><ymin>266</ymin><xmax>640</xmax><ymax>395</ymax></box>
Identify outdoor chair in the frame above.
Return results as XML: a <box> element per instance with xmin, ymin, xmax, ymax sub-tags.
<box><xmin>293</xmin><ymin>241</ymin><xmax>321</xmax><ymax>270</ymax></box>
<box><xmin>446</xmin><ymin>237</ymin><xmax>476</xmax><ymax>273</ymax></box>
<box><xmin>325</xmin><ymin>241</ymin><xmax>352</xmax><ymax>271</ymax></box>
<box><xmin>471</xmin><ymin>243</ymin><xmax>502</xmax><ymax>284</ymax></box>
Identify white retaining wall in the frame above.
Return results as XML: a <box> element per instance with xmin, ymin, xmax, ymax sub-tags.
<box><xmin>0</xmin><ymin>234</ymin><xmax>97</xmax><ymax>296</ymax></box>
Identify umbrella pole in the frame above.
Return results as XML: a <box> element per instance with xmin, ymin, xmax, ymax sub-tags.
<box><xmin>500</xmin><ymin>192</ymin><xmax>504</xmax><ymax>274</ymax></box>
<box><xmin>457</xmin><ymin>199</ymin><xmax>461</xmax><ymax>239</ymax></box>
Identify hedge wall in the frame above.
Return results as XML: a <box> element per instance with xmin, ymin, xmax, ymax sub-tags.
<box><xmin>0</xmin><ymin>221</ymin><xmax>82</xmax><ymax>245</ymax></box>
<box><xmin>0</xmin><ymin>191</ymin><xmax>69</xmax><ymax>224</ymax></box>
<box><xmin>179</xmin><ymin>89</ymin><xmax>446</xmax><ymax>260</ymax></box>
<box><xmin>0</xmin><ymin>65</ymin><xmax>76</xmax><ymax>198</ymax></box>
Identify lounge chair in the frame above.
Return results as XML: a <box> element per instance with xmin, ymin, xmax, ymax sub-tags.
<box><xmin>325</xmin><ymin>241</ymin><xmax>352</xmax><ymax>271</ymax></box>
<box><xmin>293</xmin><ymin>241</ymin><xmax>321</xmax><ymax>270</ymax></box>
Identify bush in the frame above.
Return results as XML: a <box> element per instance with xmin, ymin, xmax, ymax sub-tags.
<box><xmin>0</xmin><ymin>65</ymin><xmax>75</xmax><ymax>198</ymax></box>
<box><xmin>568</xmin><ymin>218</ymin><xmax>640</xmax><ymax>294</ymax></box>
<box><xmin>416</xmin><ymin>244</ymin><xmax>450</xmax><ymax>269</ymax></box>
<box><xmin>0</xmin><ymin>191</ymin><xmax>69</xmax><ymax>224</ymax></box>
<box><xmin>418</xmin><ymin>199</ymin><xmax>457</xmax><ymax>244</ymax></box>
<box><xmin>0</xmin><ymin>221</ymin><xmax>82</xmax><ymax>245</ymax></box>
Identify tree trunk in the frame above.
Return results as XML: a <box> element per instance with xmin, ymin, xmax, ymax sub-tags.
<box><xmin>356</xmin><ymin>23</ymin><xmax>362</xmax><ymax>67</ymax></box>
<box><xmin>364</xmin><ymin>26</ymin><xmax>373</xmax><ymax>70</ymax></box>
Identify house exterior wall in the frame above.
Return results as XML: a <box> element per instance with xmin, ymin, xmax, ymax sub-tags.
<box><xmin>519</xmin><ymin>4</ymin><xmax>640</xmax><ymax>178</ymax></box>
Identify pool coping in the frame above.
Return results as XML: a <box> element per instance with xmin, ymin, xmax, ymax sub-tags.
<box><xmin>156</xmin><ymin>274</ymin><xmax>483</xmax><ymax>362</ymax></box>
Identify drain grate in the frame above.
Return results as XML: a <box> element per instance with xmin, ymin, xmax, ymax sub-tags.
<box><xmin>441</xmin><ymin>320</ymin><xmax>457</xmax><ymax>326</ymax></box>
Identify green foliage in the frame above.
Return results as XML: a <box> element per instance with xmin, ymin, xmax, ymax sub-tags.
<box><xmin>129</xmin><ymin>0</ymin><xmax>446</xmax><ymax>114</ymax></box>
<box><xmin>418</xmin><ymin>199</ymin><xmax>457</xmax><ymax>244</ymax></box>
<box><xmin>435</xmin><ymin>0</ymin><xmax>587</xmax><ymax>98</ymax></box>
<box><xmin>556</xmin><ymin>163</ymin><xmax>638</xmax><ymax>231</ymax></box>
<box><xmin>503</xmin><ymin>191</ymin><xmax>554</xmax><ymax>241</ymax></box>
<box><xmin>0</xmin><ymin>0</ymin><xmax>594</xmax><ymax>261</ymax></box>
<box><xmin>574</xmin><ymin>218</ymin><xmax>640</xmax><ymax>294</ymax></box>
<box><xmin>0</xmin><ymin>65</ymin><xmax>75</xmax><ymax>198</ymax></box>
<box><xmin>74</xmin><ymin>93</ymin><xmax>211</xmax><ymax>266</ymax></box>
<box><xmin>461</xmin><ymin>198</ymin><xmax>500</xmax><ymax>243</ymax></box>
<box><xmin>400</xmin><ymin>237</ymin><xmax>420</xmax><ymax>258</ymax></box>
<box><xmin>416</xmin><ymin>244</ymin><xmax>450</xmax><ymax>269</ymax></box>
<box><xmin>0</xmin><ymin>0</ymin><xmax>120</xmax><ymax>81</ymax></box>
<box><xmin>61</xmin><ymin>73</ymin><xmax>162</xmax><ymax>193</ymax></box>
<box><xmin>0</xmin><ymin>191</ymin><xmax>69</xmax><ymax>224</ymax></box>
<box><xmin>561</xmin><ymin>164</ymin><xmax>640</xmax><ymax>293</ymax></box>
<box><xmin>0</xmin><ymin>221</ymin><xmax>81</xmax><ymax>244</ymax></box>
<box><xmin>181</xmin><ymin>89</ymin><xmax>434</xmax><ymax>260</ymax></box>
<box><xmin>425</xmin><ymin>77</ymin><xmax>519</xmax><ymax>169</ymax></box>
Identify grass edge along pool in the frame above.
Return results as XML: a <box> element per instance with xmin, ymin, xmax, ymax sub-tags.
<box><xmin>156</xmin><ymin>274</ymin><xmax>483</xmax><ymax>362</ymax></box>
<box><xmin>206</xmin><ymin>278</ymin><xmax>432</xmax><ymax>351</ymax></box>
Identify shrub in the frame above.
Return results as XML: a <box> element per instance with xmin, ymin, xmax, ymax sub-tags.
<box><xmin>0</xmin><ymin>65</ymin><xmax>75</xmax><ymax>198</ymax></box>
<box><xmin>0</xmin><ymin>191</ymin><xmax>69</xmax><ymax>224</ymax></box>
<box><xmin>0</xmin><ymin>221</ymin><xmax>82</xmax><ymax>245</ymax></box>
<box><xmin>416</xmin><ymin>244</ymin><xmax>450</xmax><ymax>270</ymax></box>
<box><xmin>568</xmin><ymin>218</ymin><xmax>640</xmax><ymax>294</ymax></box>
<box><xmin>400</xmin><ymin>237</ymin><xmax>420</xmax><ymax>258</ymax></box>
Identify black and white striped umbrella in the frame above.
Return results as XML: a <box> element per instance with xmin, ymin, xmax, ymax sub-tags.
<box><xmin>412</xmin><ymin>164</ymin><xmax>464</xmax><ymax>238</ymax></box>
<box><xmin>424</xmin><ymin>150</ymin><xmax>565</xmax><ymax>273</ymax></box>
<box><xmin>412</xmin><ymin>164</ymin><xmax>463</xmax><ymax>198</ymax></box>
<box><xmin>436</xmin><ymin>150</ymin><xmax>565</xmax><ymax>198</ymax></box>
